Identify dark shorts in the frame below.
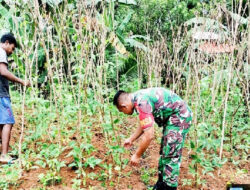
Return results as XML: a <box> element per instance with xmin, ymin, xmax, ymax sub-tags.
<box><xmin>0</xmin><ymin>97</ymin><xmax>15</xmax><ymax>124</ymax></box>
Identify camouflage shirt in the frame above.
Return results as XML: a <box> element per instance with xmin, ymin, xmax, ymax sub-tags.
<box><xmin>132</xmin><ymin>88</ymin><xmax>192</xmax><ymax>130</ymax></box>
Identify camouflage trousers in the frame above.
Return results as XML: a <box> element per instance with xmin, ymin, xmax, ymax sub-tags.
<box><xmin>158</xmin><ymin>112</ymin><xmax>192</xmax><ymax>187</ymax></box>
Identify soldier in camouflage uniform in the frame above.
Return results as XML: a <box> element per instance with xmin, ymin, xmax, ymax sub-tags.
<box><xmin>113</xmin><ymin>88</ymin><xmax>192</xmax><ymax>190</ymax></box>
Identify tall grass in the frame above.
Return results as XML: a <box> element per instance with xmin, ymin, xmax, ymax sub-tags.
<box><xmin>0</xmin><ymin>0</ymin><xmax>248</xmax><ymax>189</ymax></box>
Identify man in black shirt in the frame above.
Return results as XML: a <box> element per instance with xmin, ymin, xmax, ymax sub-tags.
<box><xmin>0</xmin><ymin>33</ymin><xmax>30</xmax><ymax>164</ymax></box>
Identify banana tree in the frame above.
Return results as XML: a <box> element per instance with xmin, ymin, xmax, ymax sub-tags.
<box><xmin>99</xmin><ymin>0</ymin><xmax>150</xmax><ymax>78</ymax></box>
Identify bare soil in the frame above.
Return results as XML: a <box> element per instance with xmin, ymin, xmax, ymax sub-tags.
<box><xmin>4</xmin><ymin>116</ymin><xmax>250</xmax><ymax>190</ymax></box>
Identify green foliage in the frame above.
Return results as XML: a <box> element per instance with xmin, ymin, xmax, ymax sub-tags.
<box><xmin>0</xmin><ymin>163</ymin><xmax>21</xmax><ymax>190</ymax></box>
<box><xmin>41</xmin><ymin>0</ymin><xmax>63</xmax><ymax>8</ymax></box>
<box><xmin>38</xmin><ymin>172</ymin><xmax>62</xmax><ymax>186</ymax></box>
<box><xmin>84</xmin><ymin>156</ymin><xmax>102</xmax><ymax>169</ymax></box>
<box><xmin>182</xmin><ymin>178</ymin><xmax>192</xmax><ymax>186</ymax></box>
<box><xmin>0</xmin><ymin>0</ymin><xmax>249</xmax><ymax>189</ymax></box>
<box><xmin>119</xmin><ymin>0</ymin><xmax>204</xmax><ymax>39</ymax></box>
<box><xmin>140</xmin><ymin>167</ymin><xmax>157</xmax><ymax>185</ymax></box>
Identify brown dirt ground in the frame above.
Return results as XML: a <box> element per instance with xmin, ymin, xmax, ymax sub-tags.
<box><xmin>3</xmin><ymin>116</ymin><xmax>250</xmax><ymax>190</ymax></box>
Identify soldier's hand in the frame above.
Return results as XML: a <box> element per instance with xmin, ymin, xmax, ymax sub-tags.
<box><xmin>124</xmin><ymin>138</ymin><xmax>133</xmax><ymax>149</ymax></box>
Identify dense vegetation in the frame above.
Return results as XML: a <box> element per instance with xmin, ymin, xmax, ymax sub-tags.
<box><xmin>0</xmin><ymin>0</ymin><xmax>249</xmax><ymax>189</ymax></box>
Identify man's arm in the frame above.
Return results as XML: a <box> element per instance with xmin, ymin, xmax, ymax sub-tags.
<box><xmin>0</xmin><ymin>63</ymin><xmax>24</xmax><ymax>85</ymax></box>
<box><xmin>130</xmin><ymin>124</ymin><xmax>144</xmax><ymax>142</ymax></box>
<box><xmin>130</xmin><ymin>126</ymin><xmax>154</xmax><ymax>166</ymax></box>
<box><xmin>124</xmin><ymin>124</ymin><xmax>143</xmax><ymax>149</ymax></box>
<box><xmin>134</xmin><ymin>126</ymin><xmax>154</xmax><ymax>158</ymax></box>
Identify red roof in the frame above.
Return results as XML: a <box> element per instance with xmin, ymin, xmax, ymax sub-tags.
<box><xmin>199</xmin><ymin>42</ymin><xmax>235</xmax><ymax>54</ymax></box>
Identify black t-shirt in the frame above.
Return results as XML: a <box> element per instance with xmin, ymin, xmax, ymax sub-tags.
<box><xmin>0</xmin><ymin>47</ymin><xmax>10</xmax><ymax>97</ymax></box>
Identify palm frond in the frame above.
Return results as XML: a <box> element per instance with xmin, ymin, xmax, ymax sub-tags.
<box><xmin>124</xmin><ymin>38</ymin><xmax>149</xmax><ymax>52</ymax></box>
<box><xmin>228</xmin><ymin>11</ymin><xmax>249</xmax><ymax>25</ymax></box>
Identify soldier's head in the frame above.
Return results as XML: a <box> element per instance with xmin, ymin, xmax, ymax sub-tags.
<box><xmin>0</xmin><ymin>33</ymin><xmax>17</xmax><ymax>56</ymax></box>
<box><xmin>113</xmin><ymin>90</ymin><xmax>134</xmax><ymax>115</ymax></box>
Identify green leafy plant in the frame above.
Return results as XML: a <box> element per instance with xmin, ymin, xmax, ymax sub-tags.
<box><xmin>84</xmin><ymin>156</ymin><xmax>102</xmax><ymax>169</ymax></box>
<box><xmin>140</xmin><ymin>167</ymin><xmax>157</xmax><ymax>185</ymax></box>
<box><xmin>38</xmin><ymin>172</ymin><xmax>62</xmax><ymax>186</ymax></box>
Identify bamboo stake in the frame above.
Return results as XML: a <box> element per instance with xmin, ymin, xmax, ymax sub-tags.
<box><xmin>219</xmin><ymin>62</ymin><xmax>232</xmax><ymax>159</ymax></box>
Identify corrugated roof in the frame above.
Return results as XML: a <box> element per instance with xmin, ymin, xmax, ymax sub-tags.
<box><xmin>192</xmin><ymin>32</ymin><xmax>220</xmax><ymax>40</ymax></box>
